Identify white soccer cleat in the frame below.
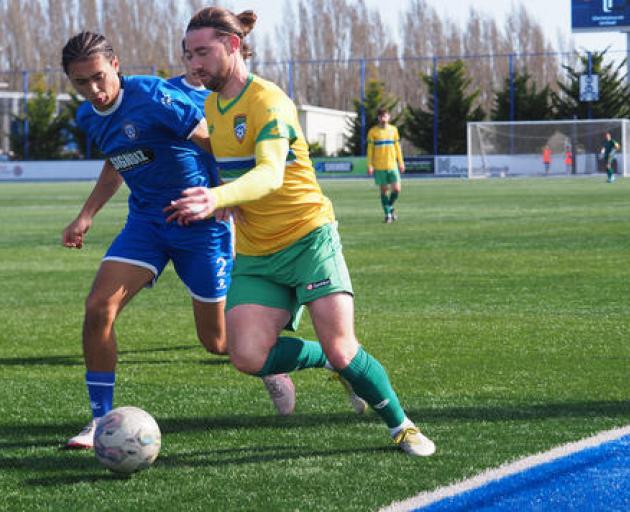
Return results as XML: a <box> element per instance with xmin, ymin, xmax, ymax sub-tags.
<box><xmin>334</xmin><ymin>374</ymin><xmax>368</xmax><ymax>414</ymax></box>
<box><xmin>65</xmin><ymin>419</ymin><xmax>97</xmax><ymax>449</ymax></box>
<box><xmin>262</xmin><ymin>374</ymin><xmax>296</xmax><ymax>416</ymax></box>
<box><xmin>393</xmin><ymin>426</ymin><xmax>436</xmax><ymax>457</ymax></box>
<box><xmin>348</xmin><ymin>391</ymin><xmax>368</xmax><ymax>415</ymax></box>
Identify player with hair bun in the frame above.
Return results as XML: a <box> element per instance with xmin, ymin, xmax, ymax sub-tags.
<box><xmin>167</xmin><ymin>36</ymin><xmax>297</xmax><ymax>415</ymax></box>
<box><xmin>168</xmin><ymin>7</ymin><xmax>435</xmax><ymax>456</ymax></box>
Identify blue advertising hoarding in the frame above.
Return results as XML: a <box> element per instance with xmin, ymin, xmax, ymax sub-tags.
<box><xmin>572</xmin><ymin>0</ymin><xmax>630</xmax><ymax>32</ymax></box>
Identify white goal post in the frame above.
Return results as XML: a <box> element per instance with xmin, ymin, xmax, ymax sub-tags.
<box><xmin>467</xmin><ymin>119</ymin><xmax>630</xmax><ymax>178</ymax></box>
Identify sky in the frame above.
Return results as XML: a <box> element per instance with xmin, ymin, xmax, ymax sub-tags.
<box><xmin>224</xmin><ymin>0</ymin><xmax>629</xmax><ymax>55</ymax></box>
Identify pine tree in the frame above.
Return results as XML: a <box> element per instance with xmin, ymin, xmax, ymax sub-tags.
<box><xmin>404</xmin><ymin>60</ymin><xmax>484</xmax><ymax>154</ymax></box>
<box><xmin>9</xmin><ymin>84</ymin><xmax>70</xmax><ymax>160</ymax></box>
<box><xmin>552</xmin><ymin>50</ymin><xmax>630</xmax><ymax>120</ymax></box>
<box><xmin>492</xmin><ymin>71</ymin><xmax>552</xmax><ymax>121</ymax></box>
<box><xmin>342</xmin><ymin>79</ymin><xmax>400</xmax><ymax>156</ymax></box>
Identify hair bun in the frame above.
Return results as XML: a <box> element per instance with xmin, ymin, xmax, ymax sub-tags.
<box><xmin>237</xmin><ymin>10</ymin><xmax>257</xmax><ymax>36</ymax></box>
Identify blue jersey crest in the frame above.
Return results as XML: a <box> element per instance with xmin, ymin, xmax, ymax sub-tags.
<box><xmin>123</xmin><ymin>123</ymin><xmax>138</xmax><ymax>140</ymax></box>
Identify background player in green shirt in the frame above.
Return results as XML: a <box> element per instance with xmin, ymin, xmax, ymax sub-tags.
<box><xmin>600</xmin><ymin>132</ymin><xmax>620</xmax><ymax>183</ymax></box>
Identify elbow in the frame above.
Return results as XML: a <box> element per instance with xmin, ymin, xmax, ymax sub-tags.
<box><xmin>257</xmin><ymin>178</ymin><xmax>282</xmax><ymax>199</ymax></box>
<box><xmin>268</xmin><ymin>171</ymin><xmax>284</xmax><ymax>192</ymax></box>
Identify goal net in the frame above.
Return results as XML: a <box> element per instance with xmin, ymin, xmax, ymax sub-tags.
<box><xmin>467</xmin><ymin>119</ymin><xmax>630</xmax><ymax>178</ymax></box>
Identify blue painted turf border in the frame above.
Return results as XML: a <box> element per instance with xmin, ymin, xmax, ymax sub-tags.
<box><xmin>381</xmin><ymin>425</ymin><xmax>630</xmax><ymax>512</ymax></box>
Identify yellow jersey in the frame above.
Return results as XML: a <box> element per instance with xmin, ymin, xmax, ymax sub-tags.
<box><xmin>205</xmin><ymin>74</ymin><xmax>334</xmax><ymax>256</ymax></box>
<box><xmin>366</xmin><ymin>124</ymin><xmax>403</xmax><ymax>171</ymax></box>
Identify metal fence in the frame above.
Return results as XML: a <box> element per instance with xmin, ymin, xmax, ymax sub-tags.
<box><xmin>1</xmin><ymin>48</ymin><xmax>628</xmax><ymax>160</ymax></box>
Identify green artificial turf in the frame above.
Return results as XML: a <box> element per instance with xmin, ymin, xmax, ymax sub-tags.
<box><xmin>0</xmin><ymin>178</ymin><xmax>628</xmax><ymax>511</ymax></box>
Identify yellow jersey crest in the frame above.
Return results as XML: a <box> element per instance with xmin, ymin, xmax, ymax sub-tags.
<box><xmin>233</xmin><ymin>114</ymin><xmax>247</xmax><ymax>143</ymax></box>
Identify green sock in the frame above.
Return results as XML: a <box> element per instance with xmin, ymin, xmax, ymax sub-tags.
<box><xmin>608</xmin><ymin>169</ymin><xmax>613</xmax><ymax>179</ymax></box>
<box><xmin>339</xmin><ymin>347</ymin><xmax>405</xmax><ymax>428</ymax></box>
<box><xmin>255</xmin><ymin>336</ymin><xmax>328</xmax><ymax>376</ymax></box>
<box><xmin>380</xmin><ymin>193</ymin><xmax>390</xmax><ymax>214</ymax></box>
<box><xmin>389</xmin><ymin>191</ymin><xmax>399</xmax><ymax>207</ymax></box>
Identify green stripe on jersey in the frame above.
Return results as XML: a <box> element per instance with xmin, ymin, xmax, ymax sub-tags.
<box><xmin>220</xmin><ymin>168</ymin><xmax>251</xmax><ymax>180</ymax></box>
<box><xmin>256</xmin><ymin>119</ymin><xmax>297</xmax><ymax>144</ymax></box>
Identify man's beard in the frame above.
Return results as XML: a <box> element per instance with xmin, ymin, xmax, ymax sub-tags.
<box><xmin>202</xmin><ymin>71</ymin><xmax>229</xmax><ymax>93</ymax></box>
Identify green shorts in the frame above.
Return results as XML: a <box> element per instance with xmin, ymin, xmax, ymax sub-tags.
<box><xmin>226</xmin><ymin>223</ymin><xmax>353</xmax><ymax>331</ymax></box>
<box><xmin>374</xmin><ymin>169</ymin><xmax>401</xmax><ymax>185</ymax></box>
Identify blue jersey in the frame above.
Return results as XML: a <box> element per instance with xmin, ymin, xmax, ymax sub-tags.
<box><xmin>167</xmin><ymin>75</ymin><xmax>219</xmax><ymax>187</ymax></box>
<box><xmin>167</xmin><ymin>75</ymin><xmax>210</xmax><ymax>109</ymax></box>
<box><xmin>76</xmin><ymin>75</ymin><xmax>208</xmax><ymax>221</ymax></box>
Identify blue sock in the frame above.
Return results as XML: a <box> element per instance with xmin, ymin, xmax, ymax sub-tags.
<box><xmin>85</xmin><ymin>371</ymin><xmax>115</xmax><ymax>420</ymax></box>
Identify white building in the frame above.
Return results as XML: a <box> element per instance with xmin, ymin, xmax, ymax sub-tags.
<box><xmin>1</xmin><ymin>91</ymin><xmax>356</xmax><ymax>159</ymax></box>
<box><xmin>297</xmin><ymin>104</ymin><xmax>355</xmax><ymax>156</ymax></box>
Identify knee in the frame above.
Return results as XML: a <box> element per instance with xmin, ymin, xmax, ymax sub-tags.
<box><xmin>324</xmin><ymin>339</ymin><xmax>359</xmax><ymax>370</ymax></box>
<box><xmin>84</xmin><ymin>292</ymin><xmax>118</xmax><ymax>326</ymax></box>
<box><xmin>228</xmin><ymin>346</ymin><xmax>267</xmax><ymax>375</ymax></box>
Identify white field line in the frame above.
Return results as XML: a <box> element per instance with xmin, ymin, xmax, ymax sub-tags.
<box><xmin>380</xmin><ymin>424</ymin><xmax>630</xmax><ymax>512</ymax></box>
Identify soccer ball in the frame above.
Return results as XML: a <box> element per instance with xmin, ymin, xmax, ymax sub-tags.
<box><xmin>94</xmin><ymin>406</ymin><xmax>161</xmax><ymax>474</ymax></box>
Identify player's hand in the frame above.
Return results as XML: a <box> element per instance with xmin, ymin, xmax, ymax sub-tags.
<box><xmin>214</xmin><ymin>207</ymin><xmax>230</xmax><ymax>222</ymax></box>
<box><xmin>214</xmin><ymin>206</ymin><xmax>245</xmax><ymax>224</ymax></box>
<box><xmin>164</xmin><ymin>187</ymin><xmax>217</xmax><ymax>225</ymax></box>
<box><xmin>367</xmin><ymin>166</ymin><xmax>374</xmax><ymax>176</ymax></box>
<box><xmin>399</xmin><ymin>164</ymin><xmax>406</xmax><ymax>174</ymax></box>
<box><xmin>62</xmin><ymin>215</ymin><xmax>92</xmax><ymax>249</ymax></box>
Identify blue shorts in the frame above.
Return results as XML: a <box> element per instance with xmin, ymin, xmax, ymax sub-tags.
<box><xmin>104</xmin><ymin>217</ymin><xmax>233</xmax><ymax>302</ymax></box>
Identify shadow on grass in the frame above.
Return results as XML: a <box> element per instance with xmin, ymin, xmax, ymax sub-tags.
<box><xmin>0</xmin><ymin>354</ymin><xmax>82</xmax><ymax>367</ymax></box>
<box><xmin>156</xmin><ymin>444</ymin><xmax>394</xmax><ymax>470</ymax></box>
<box><xmin>25</xmin><ymin>472</ymin><xmax>133</xmax><ymax>486</ymax></box>
<box><xmin>1</xmin><ymin>400</ymin><xmax>628</xmax><ymax>451</ymax></box>
<box><xmin>158</xmin><ymin>399</ymin><xmax>630</xmax><ymax>434</ymax></box>
<box><xmin>116</xmin><ymin>358</ymin><xmax>230</xmax><ymax>366</ymax></box>
<box><xmin>16</xmin><ymin>443</ymin><xmax>393</xmax><ymax>487</ymax></box>
<box><xmin>0</xmin><ymin>412</ymin><xmax>375</xmax><ymax>451</ymax></box>
<box><xmin>2</xmin><ymin>452</ymin><xmax>132</xmax><ymax>485</ymax></box>
<box><xmin>411</xmin><ymin>400</ymin><xmax>630</xmax><ymax>423</ymax></box>
<box><xmin>0</xmin><ymin>344</ymin><xmax>231</xmax><ymax>367</ymax></box>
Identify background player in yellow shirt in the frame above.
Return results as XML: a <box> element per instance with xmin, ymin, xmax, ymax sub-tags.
<box><xmin>367</xmin><ymin>108</ymin><xmax>405</xmax><ymax>223</ymax></box>
<box><xmin>166</xmin><ymin>6</ymin><xmax>435</xmax><ymax>457</ymax></box>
